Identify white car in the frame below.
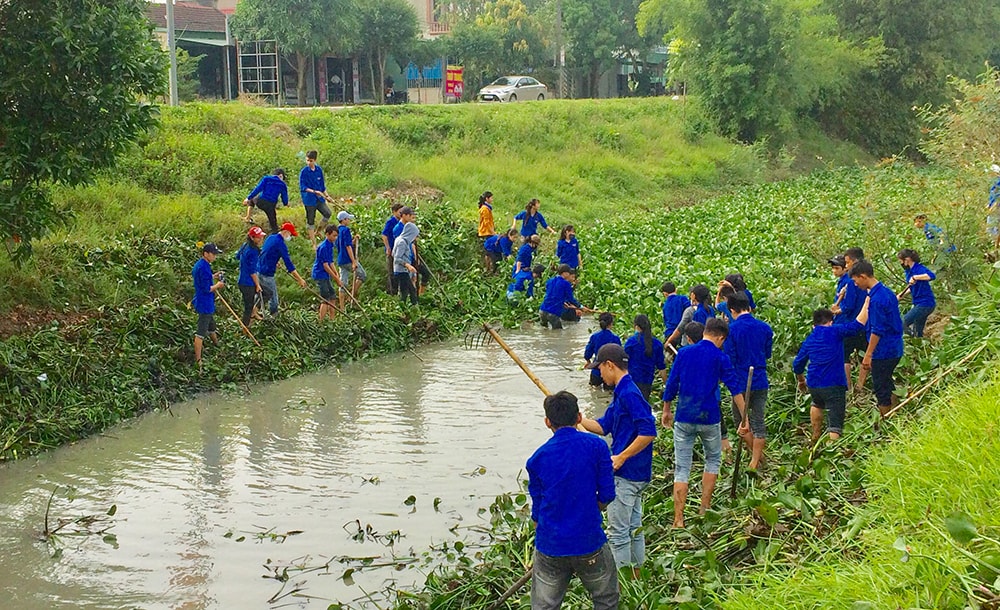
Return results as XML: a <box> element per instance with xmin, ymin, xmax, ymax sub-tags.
<box><xmin>476</xmin><ymin>76</ymin><xmax>548</xmax><ymax>102</ymax></box>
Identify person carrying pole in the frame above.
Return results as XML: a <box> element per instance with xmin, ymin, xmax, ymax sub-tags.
<box><xmin>335</xmin><ymin>211</ymin><xmax>367</xmax><ymax>310</ymax></box>
<box><xmin>243</xmin><ymin>168</ymin><xmax>289</xmax><ymax>233</ymax></box>
<box><xmin>236</xmin><ymin>226</ymin><xmax>266</xmax><ymax>327</ymax></box>
<box><xmin>831</xmin><ymin>248</ymin><xmax>868</xmax><ymax>391</ymax></box>
<box><xmin>723</xmin><ymin>293</ymin><xmax>773</xmax><ymax>471</ymax></box>
<box><xmin>849</xmin><ymin>259</ymin><xmax>904</xmax><ymax>417</ymax></box>
<box><xmin>192</xmin><ymin>243</ymin><xmax>226</xmax><ymax>368</ymax></box>
<box><xmin>661</xmin><ymin>318</ymin><xmax>746</xmax><ymax>527</ymax></box>
<box><xmin>258</xmin><ymin>222</ymin><xmax>308</xmax><ymax>316</ymax></box>
<box><xmin>299</xmin><ymin>150</ymin><xmax>334</xmax><ymax>244</ymax></box>
<box><xmin>580</xmin><ymin>343</ymin><xmax>657</xmax><ymax>577</ymax></box>
<box><xmin>526</xmin><ymin>390</ymin><xmax>619</xmax><ymax>610</ymax></box>
<box><xmin>312</xmin><ymin>224</ymin><xmax>342</xmax><ymax>322</ymax></box>
<box><xmin>539</xmin><ymin>265</ymin><xmax>589</xmax><ymax>329</ymax></box>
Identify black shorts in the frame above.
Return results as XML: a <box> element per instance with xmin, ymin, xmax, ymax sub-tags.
<box><xmin>486</xmin><ymin>250</ymin><xmax>503</xmax><ymax>265</ymax></box>
<box><xmin>196</xmin><ymin>313</ymin><xmax>216</xmax><ymax>338</ymax></box>
<box><xmin>809</xmin><ymin>385</ymin><xmax>847</xmax><ymax>434</ymax></box>
<box><xmin>871</xmin><ymin>358</ymin><xmax>900</xmax><ymax>407</ymax></box>
<box><xmin>843</xmin><ymin>333</ymin><xmax>868</xmax><ymax>363</ymax></box>
<box><xmin>316</xmin><ymin>278</ymin><xmax>335</xmax><ymax>300</ymax></box>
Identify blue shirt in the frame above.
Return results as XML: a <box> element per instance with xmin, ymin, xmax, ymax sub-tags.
<box><xmin>692</xmin><ymin>303</ymin><xmax>715</xmax><ymax>325</ymax></box>
<box><xmin>556</xmin><ymin>237</ymin><xmax>580</xmax><ymax>268</ymax></box>
<box><xmin>663</xmin><ymin>340</ymin><xmax>742</xmax><ymax>425</ymax></box>
<box><xmin>990</xmin><ymin>177</ymin><xmax>1000</xmax><ymax>209</ymax></box>
<box><xmin>514</xmin><ymin>242</ymin><xmax>535</xmax><ymax>274</ymax></box>
<box><xmin>662</xmin><ymin>294</ymin><xmax>688</xmax><ymax>337</ymax></box>
<box><xmin>834</xmin><ymin>274</ymin><xmax>851</xmax><ymax>306</ymax></box>
<box><xmin>527</xmin><ymin>427</ymin><xmax>615</xmax><ymax>557</ymax></box>
<box><xmin>247</xmin><ymin>175</ymin><xmax>289</xmax><ymax>205</ymax></box>
<box><xmin>866</xmin><ymin>282</ymin><xmax>904</xmax><ymax>360</ymax></box>
<box><xmin>381</xmin><ymin>216</ymin><xmax>399</xmax><ymax>248</ymax></box>
<box><xmin>237</xmin><ymin>243</ymin><xmax>260</xmax><ymax>287</ymax></box>
<box><xmin>905</xmin><ymin>263</ymin><xmax>936</xmax><ymax>308</ymax></box>
<box><xmin>515</xmin><ymin>210</ymin><xmax>549</xmax><ymax>237</ymax></box>
<box><xmin>836</xmin><ymin>278</ymin><xmax>866</xmax><ymax>327</ymax></box>
<box><xmin>622</xmin><ymin>333</ymin><xmax>665</xmax><ymax>385</ymax></box>
<box><xmin>336</xmin><ymin>225</ymin><xmax>354</xmax><ymax>266</ymax></box>
<box><xmin>585</xmin><ymin>329</ymin><xmax>622</xmax><ymax>381</ymax></box>
<box><xmin>595</xmin><ymin>374</ymin><xmax>657</xmax><ymax>482</ymax></box>
<box><xmin>792</xmin><ymin>322</ymin><xmax>863</xmax><ymax>388</ymax></box>
<box><xmin>299</xmin><ymin>165</ymin><xmax>326</xmax><ymax>207</ymax></box>
<box><xmin>716</xmin><ymin>301</ymin><xmax>734</xmax><ymax>322</ymax></box>
<box><xmin>191</xmin><ymin>258</ymin><xmax>215</xmax><ymax>314</ymax></box>
<box><xmin>312</xmin><ymin>238</ymin><xmax>335</xmax><ymax>280</ymax></box>
<box><xmin>540</xmin><ymin>275</ymin><xmax>580</xmax><ymax>316</ymax></box>
<box><xmin>923</xmin><ymin>222</ymin><xmax>956</xmax><ymax>253</ymax></box>
<box><xmin>723</xmin><ymin>314</ymin><xmax>773</xmax><ymax>392</ymax></box>
<box><xmin>508</xmin><ymin>270</ymin><xmax>536</xmax><ymax>296</ymax></box>
<box><xmin>259</xmin><ymin>233</ymin><xmax>296</xmax><ymax>276</ymax></box>
<box><xmin>484</xmin><ymin>234</ymin><xmax>510</xmax><ymax>256</ymax></box>
<box><xmin>745</xmin><ymin>288</ymin><xmax>757</xmax><ymax>310</ymax></box>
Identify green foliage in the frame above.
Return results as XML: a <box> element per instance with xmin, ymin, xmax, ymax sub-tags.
<box><xmin>0</xmin><ymin>0</ymin><xmax>166</xmax><ymax>262</ymax></box>
<box><xmin>175</xmin><ymin>47</ymin><xmax>205</xmax><ymax>103</ymax></box>
<box><xmin>919</xmin><ymin>66</ymin><xmax>1000</xmax><ymax>172</ymax></box>
<box><xmin>562</xmin><ymin>0</ymin><xmax>618</xmax><ymax>97</ymax></box>
<box><xmin>358</xmin><ymin>0</ymin><xmax>421</xmax><ymax>101</ymax></box>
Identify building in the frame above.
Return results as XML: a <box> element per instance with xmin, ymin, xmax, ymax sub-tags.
<box><xmin>145</xmin><ymin>1</ymin><xmax>237</xmax><ymax>100</ymax></box>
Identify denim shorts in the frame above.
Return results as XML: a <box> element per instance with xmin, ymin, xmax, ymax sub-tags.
<box><xmin>195</xmin><ymin>313</ymin><xmax>216</xmax><ymax>339</ymax></box>
<box><xmin>316</xmin><ymin>278</ymin><xmax>335</xmax><ymax>300</ymax></box>
<box><xmin>338</xmin><ymin>263</ymin><xmax>368</xmax><ymax>292</ymax></box>
<box><xmin>809</xmin><ymin>385</ymin><xmax>847</xmax><ymax>434</ymax></box>
<box><xmin>673</xmin><ymin>421</ymin><xmax>722</xmax><ymax>483</ymax></box>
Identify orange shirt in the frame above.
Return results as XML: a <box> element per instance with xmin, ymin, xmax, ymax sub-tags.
<box><xmin>478</xmin><ymin>204</ymin><xmax>496</xmax><ymax>237</ymax></box>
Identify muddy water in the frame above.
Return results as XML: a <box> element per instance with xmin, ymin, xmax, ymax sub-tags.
<box><xmin>0</xmin><ymin>322</ymin><xmax>614</xmax><ymax>609</ymax></box>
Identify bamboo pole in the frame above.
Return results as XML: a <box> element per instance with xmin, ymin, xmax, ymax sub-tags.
<box><xmin>217</xmin><ymin>292</ymin><xmax>261</xmax><ymax>347</ymax></box>
<box><xmin>483</xmin><ymin>324</ymin><xmax>551</xmax><ymax>397</ymax></box>
<box><xmin>883</xmin><ymin>341</ymin><xmax>989</xmax><ymax>419</ymax></box>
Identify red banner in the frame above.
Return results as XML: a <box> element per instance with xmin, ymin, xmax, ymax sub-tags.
<box><xmin>445</xmin><ymin>65</ymin><xmax>464</xmax><ymax>98</ymax></box>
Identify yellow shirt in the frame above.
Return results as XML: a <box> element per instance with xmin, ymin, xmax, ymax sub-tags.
<box><xmin>478</xmin><ymin>205</ymin><xmax>495</xmax><ymax>237</ymax></box>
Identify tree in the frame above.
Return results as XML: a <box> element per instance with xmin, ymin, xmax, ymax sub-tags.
<box><xmin>0</xmin><ymin>0</ymin><xmax>166</xmax><ymax>262</ymax></box>
<box><xmin>563</xmin><ymin>0</ymin><xmax>618</xmax><ymax>97</ymax></box>
<box><xmin>231</xmin><ymin>0</ymin><xmax>360</xmax><ymax>105</ymax></box>
<box><xmin>358</xmin><ymin>0</ymin><xmax>420</xmax><ymax>103</ymax></box>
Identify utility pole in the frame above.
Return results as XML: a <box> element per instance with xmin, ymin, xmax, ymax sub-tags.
<box><xmin>166</xmin><ymin>0</ymin><xmax>179</xmax><ymax>106</ymax></box>
<box><xmin>556</xmin><ymin>0</ymin><xmax>565</xmax><ymax>98</ymax></box>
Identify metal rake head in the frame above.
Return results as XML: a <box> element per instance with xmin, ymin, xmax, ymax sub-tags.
<box><xmin>463</xmin><ymin>323</ymin><xmax>497</xmax><ymax>350</ymax></box>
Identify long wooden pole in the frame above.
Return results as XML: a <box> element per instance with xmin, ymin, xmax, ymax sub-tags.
<box><xmin>483</xmin><ymin>324</ymin><xmax>551</xmax><ymax>396</ymax></box>
<box><xmin>729</xmin><ymin>366</ymin><xmax>754</xmax><ymax>499</ymax></box>
<box><xmin>217</xmin><ymin>292</ymin><xmax>261</xmax><ymax>347</ymax></box>
<box><xmin>883</xmin><ymin>341</ymin><xmax>989</xmax><ymax>419</ymax></box>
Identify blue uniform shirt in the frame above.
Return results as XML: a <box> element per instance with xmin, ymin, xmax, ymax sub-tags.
<box><xmin>663</xmin><ymin>340</ymin><xmax>742</xmax><ymax>425</ymax></box>
<box><xmin>723</xmin><ymin>314</ymin><xmax>773</xmax><ymax>392</ymax></box>
<box><xmin>540</xmin><ymin>275</ymin><xmax>580</xmax><ymax>316</ymax></box>
<box><xmin>508</xmin><ymin>270</ymin><xmax>536</xmax><ymax>296</ymax></box>
<box><xmin>662</xmin><ymin>294</ymin><xmax>688</xmax><ymax>337</ymax></box>
<box><xmin>836</xmin><ymin>279</ymin><xmax>865</xmax><ymax>326</ymax></box>
<box><xmin>556</xmin><ymin>237</ymin><xmax>580</xmax><ymax>268</ymax></box>
<box><xmin>866</xmin><ymin>282</ymin><xmax>904</xmax><ymax>360</ymax></box>
<box><xmin>716</xmin><ymin>301</ymin><xmax>734</xmax><ymax>322</ymax></box>
<box><xmin>906</xmin><ymin>263</ymin><xmax>936</xmax><ymax>308</ymax></box>
<box><xmin>692</xmin><ymin>303</ymin><xmax>715</xmax><ymax>325</ymax></box>
<box><xmin>515</xmin><ymin>210</ymin><xmax>549</xmax><ymax>237</ymax></box>
<box><xmin>596</xmin><ymin>374</ymin><xmax>657</xmax><ymax>482</ymax></box>
<box><xmin>336</xmin><ymin>225</ymin><xmax>354</xmax><ymax>266</ymax></box>
<box><xmin>623</xmin><ymin>333</ymin><xmax>665</xmax><ymax>385</ymax></box>
<box><xmin>834</xmin><ymin>274</ymin><xmax>851</xmax><ymax>305</ymax></box>
<box><xmin>745</xmin><ymin>288</ymin><xmax>757</xmax><ymax>310</ymax></box>
<box><xmin>514</xmin><ymin>242</ymin><xmax>535</xmax><ymax>274</ymax></box>
<box><xmin>527</xmin><ymin>427</ymin><xmax>615</xmax><ymax>557</ymax></box>
<box><xmin>923</xmin><ymin>222</ymin><xmax>956</xmax><ymax>253</ymax></box>
<box><xmin>793</xmin><ymin>322</ymin><xmax>864</xmax><ymax>388</ymax></box>
<box><xmin>247</xmin><ymin>175</ymin><xmax>289</xmax><ymax>205</ymax></box>
<box><xmin>237</xmin><ymin>243</ymin><xmax>261</xmax><ymax>287</ymax></box>
<box><xmin>382</xmin><ymin>216</ymin><xmax>399</xmax><ymax>247</ymax></box>
<box><xmin>585</xmin><ymin>329</ymin><xmax>622</xmax><ymax>382</ymax></box>
<box><xmin>259</xmin><ymin>233</ymin><xmax>296</xmax><ymax>276</ymax></box>
<box><xmin>312</xmin><ymin>238</ymin><xmax>335</xmax><ymax>280</ymax></box>
<box><xmin>191</xmin><ymin>258</ymin><xmax>215</xmax><ymax>314</ymax></box>
<box><xmin>299</xmin><ymin>165</ymin><xmax>326</xmax><ymax>207</ymax></box>
<box><xmin>496</xmin><ymin>234</ymin><xmax>514</xmax><ymax>257</ymax></box>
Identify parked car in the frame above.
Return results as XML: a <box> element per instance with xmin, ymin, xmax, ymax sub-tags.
<box><xmin>476</xmin><ymin>76</ymin><xmax>548</xmax><ymax>102</ymax></box>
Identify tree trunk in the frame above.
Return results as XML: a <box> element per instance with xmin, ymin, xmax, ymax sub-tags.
<box><xmin>296</xmin><ymin>52</ymin><xmax>308</xmax><ymax>106</ymax></box>
<box><xmin>377</xmin><ymin>50</ymin><xmax>386</xmax><ymax>105</ymax></box>
<box><xmin>368</xmin><ymin>55</ymin><xmax>377</xmax><ymax>104</ymax></box>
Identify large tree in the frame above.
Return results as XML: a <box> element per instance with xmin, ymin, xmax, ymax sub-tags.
<box><xmin>0</xmin><ymin>0</ymin><xmax>166</xmax><ymax>262</ymax></box>
<box><xmin>563</xmin><ymin>0</ymin><xmax>618</xmax><ymax>97</ymax></box>
<box><xmin>231</xmin><ymin>0</ymin><xmax>360</xmax><ymax>105</ymax></box>
<box><xmin>358</xmin><ymin>0</ymin><xmax>420</xmax><ymax>102</ymax></box>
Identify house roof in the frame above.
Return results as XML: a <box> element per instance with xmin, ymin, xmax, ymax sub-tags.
<box><xmin>145</xmin><ymin>2</ymin><xmax>227</xmax><ymax>34</ymax></box>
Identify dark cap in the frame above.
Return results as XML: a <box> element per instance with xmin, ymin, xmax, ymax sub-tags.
<box><xmin>827</xmin><ymin>255</ymin><xmax>846</xmax><ymax>267</ymax></box>
<box><xmin>594</xmin><ymin>344</ymin><xmax>627</xmax><ymax>368</ymax></box>
<box><xmin>400</xmin><ymin>206</ymin><xmax>416</xmax><ymax>216</ymax></box>
<box><xmin>202</xmin><ymin>242</ymin><xmax>221</xmax><ymax>254</ymax></box>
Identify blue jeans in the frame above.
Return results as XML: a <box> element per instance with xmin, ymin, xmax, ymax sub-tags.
<box><xmin>904</xmin><ymin>305</ymin><xmax>934</xmax><ymax>337</ymax></box>
<box><xmin>531</xmin><ymin>545</ymin><xmax>619</xmax><ymax>610</ymax></box>
<box><xmin>258</xmin><ymin>274</ymin><xmax>278</xmax><ymax>315</ymax></box>
<box><xmin>607</xmin><ymin>477</ymin><xmax>648</xmax><ymax>568</ymax></box>
<box><xmin>673</xmin><ymin>422</ymin><xmax>722</xmax><ymax>484</ymax></box>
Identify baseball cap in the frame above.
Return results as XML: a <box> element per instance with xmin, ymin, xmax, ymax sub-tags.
<box><xmin>202</xmin><ymin>242</ymin><xmax>221</xmax><ymax>254</ymax></box>
<box><xmin>827</xmin><ymin>255</ymin><xmax>846</xmax><ymax>267</ymax></box>
<box><xmin>337</xmin><ymin>210</ymin><xmax>355</xmax><ymax>222</ymax></box>
<box><xmin>594</xmin><ymin>344</ymin><xmax>627</xmax><ymax>368</ymax></box>
<box><xmin>280</xmin><ymin>222</ymin><xmax>298</xmax><ymax>236</ymax></box>
<box><xmin>399</xmin><ymin>206</ymin><xmax>415</xmax><ymax>216</ymax></box>
<box><xmin>248</xmin><ymin>226</ymin><xmax>265</xmax><ymax>239</ymax></box>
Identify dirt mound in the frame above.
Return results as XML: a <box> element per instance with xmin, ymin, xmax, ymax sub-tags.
<box><xmin>0</xmin><ymin>305</ymin><xmax>93</xmax><ymax>340</ymax></box>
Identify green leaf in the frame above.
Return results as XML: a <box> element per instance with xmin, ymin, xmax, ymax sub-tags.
<box><xmin>944</xmin><ymin>512</ymin><xmax>978</xmax><ymax>545</ymax></box>
<box><xmin>756</xmin><ymin>503</ymin><xmax>779</xmax><ymax>527</ymax></box>
<box><xmin>106</xmin><ymin>504</ymin><xmax>117</xmax><ymax>516</ymax></box>
<box><xmin>403</xmin><ymin>495</ymin><xmax>417</xmax><ymax>506</ymax></box>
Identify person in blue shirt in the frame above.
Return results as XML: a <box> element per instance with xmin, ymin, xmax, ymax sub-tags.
<box><xmin>335</xmin><ymin>211</ymin><xmax>367</xmax><ymax>310</ymax></box>
<box><xmin>380</xmin><ymin>203</ymin><xmax>404</xmax><ymax>294</ymax></box>
<box><xmin>236</xmin><ymin>226</ymin><xmax>265</xmax><ymax>327</ymax></box>
<box><xmin>585</xmin><ymin>313</ymin><xmax>621</xmax><ymax>391</ymax></box>
<box><xmin>581</xmin><ymin>344</ymin><xmax>657</xmax><ymax>574</ymax></box>
<box><xmin>723</xmin><ymin>294</ymin><xmax>773</xmax><ymax>471</ymax></box>
<box><xmin>724</xmin><ymin>273</ymin><xmax>756</xmax><ymax>310</ymax></box>
<box><xmin>507</xmin><ymin>264</ymin><xmax>544</xmax><ymax>302</ymax></box>
<box><xmin>512</xmin><ymin>198</ymin><xmax>556</xmax><ymax>240</ymax></box>
<box><xmin>849</xmin><ymin>259</ymin><xmax>904</xmax><ymax>417</ymax></box>
<box><xmin>243</xmin><ymin>169</ymin><xmax>289</xmax><ymax>233</ymax></box>
<box><xmin>299</xmin><ymin>150</ymin><xmax>334</xmax><ymax>244</ymax></box>
<box><xmin>988</xmin><ymin>164</ymin><xmax>1000</xmax><ymax>238</ymax></box>
<box><xmin>513</xmin><ymin>233</ymin><xmax>540</xmax><ymax>277</ymax></box>
<box><xmin>192</xmin><ymin>243</ymin><xmax>225</xmax><ymax>368</ymax></box>
<box><xmin>661</xmin><ymin>282</ymin><xmax>688</xmax><ymax>347</ymax></box>
<box><xmin>666</xmin><ymin>284</ymin><xmax>715</xmax><ymax>347</ymax></box>
<box><xmin>832</xmin><ymin>248</ymin><xmax>868</xmax><ymax>391</ymax></box>
<box><xmin>661</xmin><ymin>318</ymin><xmax>746</xmax><ymax>528</ymax></box>
<box><xmin>794</xmin><ymin>302</ymin><xmax>870</xmax><ymax>444</ymax></box>
<box><xmin>540</xmin><ymin>265</ymin><xmax>588</xmax><ymax>329</ymax></box>
<box><xmin>484</xmin><ymin>228</ymin><xmax>518</xmax><ymax>274</ymax></box>
<box><xmin>622</xmin><ymin>314</ymin><xmax>666</xmax><ymax>404</ymax></box>
<box><xmin>913</xmin><ymin>214</ymin><xmax>955</xmax><ymax>257</ymax></box>
<box><xmin>714</xmin><ymin>283</ymin><xmax>737</xmax><ymax>322</ymax></box>
<box><xmin>556</xmin><ymin>225</ymin><xmax>582</xmax><ymax>270</ymax></box>
<box><xmin>527</xmin><ymin>390</ymin><xmax>619</xmax><ymax>610</ymax></box>
<box><xmin>258</xmin><ymin>222</ymin><xmax>308</xmax><ymax>315</ymax></box>
<box><xmin>898</xmin><ymin>248</ymin><xmax>937</xmax><ymax>338</ymax></box>
<box><xmin>829</xmin><ymin>254</ymin><xmax>850</xmax><ymax>306</ymax></box>
<box><xmin>312</xmin><ymin>225</ymin><xmax>342</xmax><ymax>322</ymax></box>
<box><xmin>392</xmin><ymin>206</ymin><xmax>431</xmax><ymax>294</ymax></box>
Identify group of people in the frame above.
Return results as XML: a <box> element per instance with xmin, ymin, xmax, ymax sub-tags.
<box><xmin>526</xmin><ymin>243</ymin><xmax>939</xmax><ymax>608</ymax></box>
